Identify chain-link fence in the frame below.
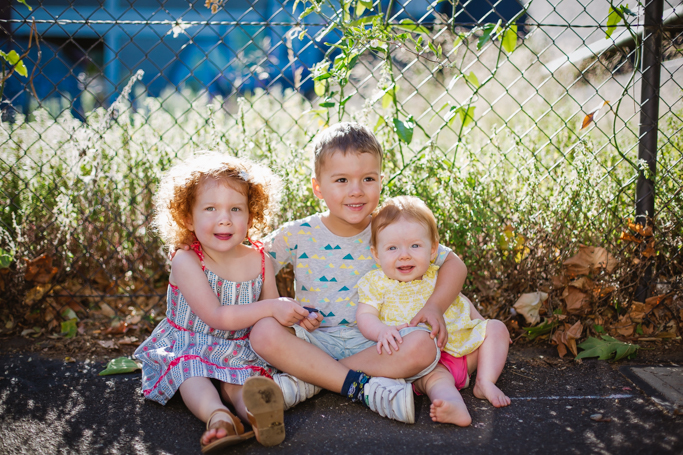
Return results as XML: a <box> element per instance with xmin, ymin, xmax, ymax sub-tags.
<box><xmin>1</xmin><ymin>0</ymin><xmax>681</xmax><ymax>347</ymax></box>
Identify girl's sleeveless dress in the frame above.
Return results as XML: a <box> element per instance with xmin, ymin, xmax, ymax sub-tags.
<box><xmin>134</xmin><ymin>242</ymin><xmax>277</xmax><ymax>405</ymax></box>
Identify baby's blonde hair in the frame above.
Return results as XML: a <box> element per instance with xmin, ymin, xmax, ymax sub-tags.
<box><xmin>371</xmin><ymin>196</ymin><xmax>439</xmax><ymax>247</ymax></box>
<box><xmin>154</xmin><ymin>152</ymin><xmax>281</xmax><ymax>248</ymax></box>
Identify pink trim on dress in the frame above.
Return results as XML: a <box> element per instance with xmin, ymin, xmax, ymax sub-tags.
<box><xmin>142</xmin><ymin>354</ymin><xmax>272</xmax><ymax>396</ymax></box>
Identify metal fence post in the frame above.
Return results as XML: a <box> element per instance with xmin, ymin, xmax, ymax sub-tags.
<box><xmin>634</xmin><ymin>0</ymin><xmax>664</xmax><ymax>302</ymax></box>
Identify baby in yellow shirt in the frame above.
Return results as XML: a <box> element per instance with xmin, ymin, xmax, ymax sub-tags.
<box><xmin>357</xmin><ymin>196</ymin><xmax>511</xmax><ymax>426</ymax></box>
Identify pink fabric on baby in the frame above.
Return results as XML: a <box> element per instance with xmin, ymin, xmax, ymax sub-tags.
<box><xmin>414</xmin><ymin>351</ymin><xmax>469</xmax><ymax>395</ymax></box>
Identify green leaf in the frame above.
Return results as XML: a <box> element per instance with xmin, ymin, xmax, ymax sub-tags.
<box><xmin>502</xmin><ymin>25</ymin><xmax>518</xmax><ymax>53</ymax></box>
<box><xmin>373</xmin><ymin>116</ymin><xmax>385</xmax><ymax>132</ymax></box>
<box><xmin>0</xmin><ymin>50</ymin><xmax>28</xmax><ymax>77</ymax></box>
<box><xmin>314</xmin><ymin>79</ymin><xmax>327</xmax><ymax>97</ymax></box>
<box><xmin>99</xmin><ymin>357</ymin><xmax>141</xmax><ymax>376</ymax></box>
<box><xmin>606</xmin><ymin>6</ymin><xmax>621</xmax><ymax>39</ymax></box>
<box><xmin>393</xmin><ymin>117</ymin><xmax>414</xmax><ymax>144</ymax></box>
<box><xmin>429</xmin><ymin>101</ymin><xmax>451</xmax><ymax>122</ymax></box>
<box><xmin>477</xmin><ymin>22</ymin><xmax>498</xmax><ymax>50</ymax></box>
<box><xmin>593</xmin><ymin>324</ymin><xmax>605</xmax><ymax>333</ymax></box>
<box><xmin>61</xmin><ymin>308</ymin><xmax>78</xmax><ymax>321</ymax></box>
<box><xmin>449</xmin><ymin>106</ymin><xmax>476</xmax><ymax>128</ymax></box>
<box><xmin>350</xmin><ymin>14</ymin><xmax>379</xmax><ymax>26</ymax></box>
<box><xmin>319</xmin><ymin>101</ymin><xmax>335</xmax><ymax>108</ymax></box>
<box><xmin>453</xmin><ymin>32</ymin><xmax>467</xmax><ymax>50</ymax></box>
<box><xmin>17</xmin><ymin>0</ymin><xmax>32</xmax><ymax>11</ymax></box>
<box><xmin>0</xmin><ymin>248</ymin><xmax>13</xmax><ymax>268</ymax></box>
<box><xmin>340</xmin><ymin>94</ymin><xmax>352</xmax><ymax>106</ymax></box>
<box><xmin>464</xmin><ymin>71</ymin><xmax>480</xmax><ymax>88</ymax></box>
<box><xmin>299</xmin><ymin>4</ymin><xmax>317</xmax><ymax>20</ymax></box>
<box><xmin>313</xmin><ymin>72</ymin><xmax>331</xmax><ymax>81</ymax></box>
<box><xmin>393</xmin><ymin>19</ymin><xmax>430</xmax><ymax>36</ymax></box>
<box><xmin>523</xmin><ymin>319</ymin><xmax>558</xmax><ymax>341</ymax></box>
<box><xmin>381</xmin><ymin>85</ymin><xmax>397</xmax><ymax>109</ymax></box>
<box><xmin>355</xmin><ymin>0</ymin><xmax>373</xmax><ymax>16</ymax></box>
<box><xmin>576</xmin><ymin>335</ymin><xmax>640</xmax><ymax>361</ymax></box>
<box><xmin>60</xmin><ymin>319</ymin><xmax>78</xmax><ymax>338</ymax></box>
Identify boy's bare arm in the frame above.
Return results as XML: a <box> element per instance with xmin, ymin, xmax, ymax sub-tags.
<box><xmin>409</xmin><ymin>252</ymin><xmax>466</xmax><ymax>348</ymax></box>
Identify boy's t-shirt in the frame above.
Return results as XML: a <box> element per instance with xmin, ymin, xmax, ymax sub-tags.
<box><xmin>263</xmin><ymin>212</ymin><xmax>452</xmax><ymax>329</ymax></box>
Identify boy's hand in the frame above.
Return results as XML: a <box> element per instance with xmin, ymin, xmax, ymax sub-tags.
<box><xmin>271</xmin><ymin>298</ymin><xmax>309</xmax><ymax>326</ymax></box>
<box><xmin>170</xmin><ymin>243</ymin><xmax>191</xmax><ymax>260</ymax></box>
<box><xmin>376</xmin><ymin>323</ymin><xmax>408</xmax><ymax>355</ymax></box>
<box><xmin>409</xmin><ymin>306</ymin><xmax>448</xmax><ymax>348</ymax></box>
<box><xmin>298</xmin><ymin>311</ymin><xmax>323</xmax><ymax>332</ymax></box>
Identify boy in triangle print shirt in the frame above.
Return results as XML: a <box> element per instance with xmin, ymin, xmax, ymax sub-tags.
<box><xmin>249</xmin><ymin>122</ymin><xmax>470</xmax><ymax>424</ymax></box>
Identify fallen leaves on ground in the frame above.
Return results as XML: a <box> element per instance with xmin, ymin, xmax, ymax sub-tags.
<box><xmin>575</xmin><ymin>335</ymin><xmax>639</xmax><ymax>361</ymax></box>
<box><xmin>552</xmin><ymin>321</ymin><xmax>583</xmax><ymax>357</ymax></box>
<box><xmin>99</xmin><ymin>357</ymin><xmax>141</xmax><ymax>376</ymax></box>
<box><xmin>513</xmin><ymin>291</ymin><xmax>548</xmax><ymax>325</ymax></box>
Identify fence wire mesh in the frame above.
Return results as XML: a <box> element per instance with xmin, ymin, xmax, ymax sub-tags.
<box><xmin>1</xmin><ymin>0</ymin><xmax>681</xmax><ymax>346</ymax></box>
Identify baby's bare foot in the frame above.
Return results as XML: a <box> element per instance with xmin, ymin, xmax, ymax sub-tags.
<box><xmin>473</xmin><ymin>380</ymin><xmax>510</xmax><ymax>407</ymax></box>
<box><xmin>429</xmin><ymin>399</ymin><xmax>472</xmax><ymax>426</ymax></box>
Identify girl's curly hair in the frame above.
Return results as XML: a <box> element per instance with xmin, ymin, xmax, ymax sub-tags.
<box><xmin>154</xmin><ymin>151</ymin><xmax>281</xmax><ymax>249</ymax></box>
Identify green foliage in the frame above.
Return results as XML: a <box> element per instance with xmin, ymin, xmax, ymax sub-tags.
<box><xmin>524</xmin><ymin>319</ymin><xmax>559</xmax><ymax>341</ymax></box>
<box><xmin>99</xmin><ymin>357</ymin><xmax>141</xmax><ymax>376</ymax></box>
<box><xmin>0</xmin><ymin>50</ymin><xmax>28</xmax><ymax>77</ymax></box>
<box><xmin>576</xmin><ymin>335</ymin><xmax>639</xmax><ymax>361</ymax></box>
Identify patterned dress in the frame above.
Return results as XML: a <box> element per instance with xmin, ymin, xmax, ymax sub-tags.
<box><xmin>357</xmin><ymin>265</ymin><xmax>488</xmax><ymax>358</ymax></box>
<box><xmin>134</xmin><ymin>242</ymin><xmax>277</xmax><ymax>405</ymax></box>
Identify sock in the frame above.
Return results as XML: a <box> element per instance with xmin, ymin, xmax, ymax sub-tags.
<box><xmin>341</xmin><ymin>370</ymin><xmax>371</xmax><ymax>406</ymax></box>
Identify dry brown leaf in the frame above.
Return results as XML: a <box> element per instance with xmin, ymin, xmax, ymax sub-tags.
<box><xmin>99</xmin><ymin>303</ymin><xmax>116</xmax><ymax>318</ymax></box>
<box><xmin>563</xmin><ymin>245</ymin><xmax>617</xmax><ymax>276</ymax></box>
<box><xmin>24</xmin><ymin>284</ymin><xmax>50</xmax><ymax>306</ymax></box>
<box><xmin>627</xmin><ymin>220</ymin><xmax>653</xmax><ymax>237</ymax></box>
<box><xmin>552</xmin><ymin>321</ymin><xmax>583</xmax><ymax>357</ymax></box>
<box><xmin>24</xmin><ymin>254</ymin><xmax>59</xmax><ymax>284</ymax></box>
<box><xmin>580</xmin><ymin>100</ymin><xmax>610</xmax><ymax>130</ymax></box>
<box><xmin>563</xmin><ymin>286</ymin><xmax>591</xmax><ymax>315</ymax></box>
<box><xmin>569</xmin><ymin>277</ymin><xmax>594</xmax><ymax>292</ymax></box>
<box><xmin>119</xmin><ymin>336</ymin><xmax>139</xmax><ymax>345</ymax></box>
<box><xmin>642</xmin><ymin>239</ymin><xmax>655</xmax><ymax>258</ymax></box>
<box><xmin>97</xmin><ymin>340</ymin><xmax>118</xmax><ymax>349</ymax></box>
<box><xmin>551</xmin><ymin>275</ymin><xmax>568</xmax><ymax>289</ymax></box>
<box><xmin>619</xmin><ymin>232</ymin><xmax>642</xmax><ymax>243</ymax></box>
<box><xmin>615</xmin><ymin>315</ymin><xmax>635</xmax><ymax>337</ymax></box>
<box><xmin>628</xmin><ymin>302</ymin><xmax>646</xmax><ymax>323</ymax></box>
<box><xmin>644</xmin><ymin>294</ymin><xmax>668</xmax><ymax>307</ymax></box>
<box><xmin>513</xmin><ymin>291</ymin><xmax>548</xmax><ymax>325</ymax></box>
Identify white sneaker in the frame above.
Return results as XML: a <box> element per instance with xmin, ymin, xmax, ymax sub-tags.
<box><xmin>271</xmin><ymin>372</ymin><xmax>322</xmax><ymax>410</ymax></box>
<box><xmin>363</xmin><ymin>377</ymin><xmax>415</xmax><ymax>424</ymax></box>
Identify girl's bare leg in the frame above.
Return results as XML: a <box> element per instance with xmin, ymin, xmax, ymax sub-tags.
<box><xmin>219</xmin><ymin>382</ymin><xmax>248</xmax><ymax>423</ymax></box>
<box><xmin>179</xmin><ymin>377</ymin><xmax>239</xmax><ymax>445</ymax></box>
<box><xmin>414</xmin><ymin>365</ymin><xmax>471</xmax><ymax>426</ymax></box>
<box><xmin>468</xmin><ymin>319</ymin><xmax>511</xmax><ymax>407</ymax></box>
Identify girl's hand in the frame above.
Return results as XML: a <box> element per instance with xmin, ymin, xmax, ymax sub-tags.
<box><xmin>270</xmin><ymin>298</ymin><xmax>309</xmax><ymax>326</ymax></box>
<box><xmin>409</xmin><ymin>306</ymin><xmax>448</xmax><ymax>348</ymax></box>
<box><xmin>298</xmin><ymin>311</ymin><xmax>323</xmax><ymax>332</ymax></box>
<box><xmin>376</xmin><ymin>323</ymin><xmax>408</xmax><ymax>355</ymax></box>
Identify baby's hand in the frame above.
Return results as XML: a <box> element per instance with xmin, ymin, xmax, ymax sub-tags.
<box><xmin>271</xmin><ymin>298</ymin><xmax>309</xmax><ymax>327</ymax></box>
<box><xmin>169</xmin><ymin>243</ymin><xmax>191</xmax><ymax>260</ymax></box>
<box><xmin>376</xmin><ymin>324</ymin><xmax>406</xmax><ymax>355</ymax></box>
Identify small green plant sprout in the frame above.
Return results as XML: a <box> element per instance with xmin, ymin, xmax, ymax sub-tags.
<box><xmin>575</xmin><ymin>335</ymin><xmax>640</xmax><ymax>361</ymax></box>
<box><xmin>605</xmin><ymin>3</ymin><xmax>637</xmax><ymax>40</ymax></box>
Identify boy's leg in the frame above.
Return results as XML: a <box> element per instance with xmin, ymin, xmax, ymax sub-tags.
<box><xmin>250</xmin><ymin>317</ymin><xmax>416</xmax><ymax>423</ymax></box>
<box><xmin>468</xmin><ymin>319</ymin><xmax>511</xmax><ymax>407</ymax></box>
<box><xmin>339</xmin><ymin>328</ymin><xmax>439</xmax><ymax>378</ymax></box>
<box><xmin>414</xmin><ymin>365</ymin><xmax>472</xmax><ymax>427</ymax></box>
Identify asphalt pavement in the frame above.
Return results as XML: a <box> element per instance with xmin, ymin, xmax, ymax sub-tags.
<box><xmin>1</xmin><ymin>344</ymin><xmax>682</xmax><ymax>455</ymax></box>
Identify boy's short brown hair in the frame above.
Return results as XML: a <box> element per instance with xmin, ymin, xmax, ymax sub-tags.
<box><xmin>371</xmin><ymin>196</ymin><xmax>439</xmax><ymax>247</ymax></box>
<box><xmin>313</xmin><ymin>122</ymin><xmax>383</xmax><ymax>177</ymax></box>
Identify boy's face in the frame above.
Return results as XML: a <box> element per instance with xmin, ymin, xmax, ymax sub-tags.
<box><xmin>370</xmin><ymin>217</ymin><xmax>438</xmax><ymax>282</ymax></box>
<box><xmin>312</xmin><ymin>150</ymin><xmax>382</xmax><ymax>237</ymax></box>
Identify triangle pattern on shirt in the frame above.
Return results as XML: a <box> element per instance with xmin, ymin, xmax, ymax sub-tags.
<box><xmin>339</xmin><ymin>319</ymin><xmax>350</xmax><ymax>324</ymax></box>
<box><xmin>343</xmin><ymin>254</ymin><xmax>354</xmax><ymax>260</ymax></box>
<box><xmin>338</xmin><ymin>286</ymin><xmax>350</xmax><ymax>292</ymax></box>
<box><xmin>300</xmin><ymin>222</ymin><xmax>312</xmax><ymax>227</ymax></box>
<box><xmin>299</xmin><ymin>252</ymin><xmax>309</xmax><ymax>259</ymax></box>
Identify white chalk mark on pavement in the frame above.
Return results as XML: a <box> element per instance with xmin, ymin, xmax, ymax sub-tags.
<box><xmin>511</xmin><ymin>394</ymin><xmax>633</xmax><ymax>401</ymax></box>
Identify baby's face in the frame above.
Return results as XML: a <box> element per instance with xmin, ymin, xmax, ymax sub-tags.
<box><xmin>371</xmin><ymin>218</ymin><xmax>437</xmax><ymax>282</ymax></box>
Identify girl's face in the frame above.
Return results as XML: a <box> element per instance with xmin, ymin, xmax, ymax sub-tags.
<box><xmin>370</xmin><ymin>217</ymin><xmax>438</xmax><ymax>282</ymax></box>
<box><xmin>185</xmin><ymin>178</ymin><xmax>251</xmax><ymax>256</ymax></box>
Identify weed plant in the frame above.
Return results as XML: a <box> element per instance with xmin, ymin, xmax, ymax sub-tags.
<box><xmin>0</xmin><ymin>67</ymin><xmax>681</xmax><ymax>341</ymax></box>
